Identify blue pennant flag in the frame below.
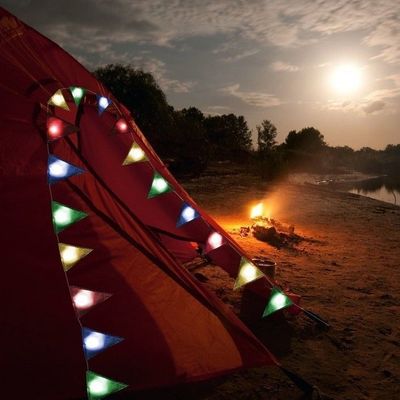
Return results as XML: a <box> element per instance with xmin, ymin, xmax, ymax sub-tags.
<box><xmin>48</xmin><ymin>155</ymin><xmax>85</xmax><ymax>184</ymax></box>
<box><xmin>176</xmin><ymin>203</ymin><xmax>200</xmax><ymax>227</ymax></box>
<box><xmin>82</xmin><ymin>327</ymin><xmax>123</xmax><ymax>360</ymax></box>
<box><xmin>97</xmin><ymin>95</ymin><xmax>112</xmax><ymax>114</ymax></box>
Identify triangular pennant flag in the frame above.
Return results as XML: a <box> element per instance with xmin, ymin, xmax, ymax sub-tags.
<box><xmin>70</xmin><ymin>286</ymin><xmax>112</xmax><ymax>317</ymax></box>
<box><xmin>58</xmin><ymin>243</ymin><xmax>93</xmax><ymax>271</ymax></box>
<box><xmin>122</xmin><ymin>142</ymin><xmax>148</xmax><ymax>165</ymax></box>
<box><xmin>147</xmin><ymin>172</ymin><xmax>172</xmax><ymax>198</ymax></box>
<box><xmin>48</xmin><ymin>89</ymin><xmax>69</xmax><ymax>111</ymax></box>
<box><xmin>86</xmin><ymin>371</ymin><xmax>128</xmax><ymax>400</ymax></box>
<box><xmin>263</xmin><ymin>287</ymin><xmax>294</xmax><ymax>317</ymax></box>
<box><xmin>205</xmin><ymin>231</ymin><xmax>225</xmax><ymax>253</ymax></box>
<box><xmin>48</xmin><ymin>155</ymin><xmax>85</xmax><ymax>184</ymax></box>
<box><xmin>69</xmin><ymin>86</ymin><xmax>86</xmax><ymax>106</ymax></box>
<box><xmin>176</xmin><ymin>203</ymin><xmax>200</xmax><ymax>227</ymax></box>
<box><xmin>234</xmin><ymin>257</ymin><xmax>265</xmax><ymax>290</ymax></box>
<box><xmin>47</xmin><ymin>117</ymin><xmax>78</xmax><ymax>141</ymax></box>
<box><xmin>51</xmin><ymin>201</ymin><xmax>88</xmax><ymax>233</ymax></box>
<box><xmin>97</xmin><ymin>95</ymin><xmax>111</xmax><ymax>114</ymax></box>
<box><xmin>82</xmin><ymin>327</ymin><xmax>124</xmax><ymax>360</ymax></box>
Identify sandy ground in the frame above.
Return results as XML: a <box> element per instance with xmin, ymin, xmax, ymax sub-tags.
<box><xmin>160</xmin><ymin>169</ymin><xmax>400</xmax><ymax>400</ymax></box>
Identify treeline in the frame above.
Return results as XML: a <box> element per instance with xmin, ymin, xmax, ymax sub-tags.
<box><xmin>95</xmin><ymin>64</ymin><xmax>399</xmax><ymax>178</ymax></box>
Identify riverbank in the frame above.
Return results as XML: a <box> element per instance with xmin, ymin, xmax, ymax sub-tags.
<box><xmin>175</xmin><ymin>171</ymin><xmax>400</xmax><ymax>400</ymax></box>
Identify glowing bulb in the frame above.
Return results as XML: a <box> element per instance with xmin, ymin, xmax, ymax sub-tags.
<box><xmin>85</xmin><ymin>332</ymin><xmax>105</xmax><ymax>351</ymax></box>
<box><xmin>52</xmin><ymin>94</ymin><xmax>64</xmax><ymax>106</ymax></box>
<box><xmin>62</xmin><ymin>246</ymin><xmax>78</xmax><ymax>263</ymax></box>
<box><xmin>182</xmin><ymin>206</ymin><xmax>195</xmax><ymax>221</ymax></box>
<box><xmin>239</xmin><ymin>262</ymin><xmax>257</xmax><ymax>281</ymax></box>
<box><xmin>54</xmin><ymin>208</ymin><xmax>70</xmax><ymax>224</ymax></box>
<box><xmin>131</xmin><ymin>148</ymin><xmax>144</xmax><ymax>162</ymax></box>
<box><xmin>49</xmin><ymin>160</ymin><xmax>68</xmax><ymax>177</ymax></box>
<box><xmin>271</xmin><ymin>292</ymin><xmax>287</xmax><ymax>308</ymax></box>
<box><xmin>155</xmin><ymin>177</ymin><xmax>168</xmax><ymax>192</ymax></box>
<box><xmin>71</xmin><ymin>87</ymin><xmax>83</xmax><ymax>99</ymax></box>
<box><xmin>207</xmin><ymin>232</ymin><xmax>223</xmax><ymax>250</ymax></box>
<box><xmin>47</xmin><ymin>118</ymin><xmax>64</xmax><ymax>140</ymax></box>
<box><xmin>250</xmin><ymin>203</ymin><xmax>264</xmax><ymax>219</ymax></box>
<box><xmin>234</xmin><ymin>257</ymin><xmax>264</xmax><ymax>289</ymax></box>
<box><xmin>73</xmin><ymin>290</ymin><xmax>94</xmax><ymax>309</ymax></box>
<box><xmin>148</xmin><ymin>173</ymin><xmax>172</xmax><ymax>198</ymax></box>
<box><xmin>98</xmin><ymin>96</ymin><xmax>111</xmax><ymax>113</ymax></box>
<box><xmin>116</xmin><ymin>119</ymin><xmax>128</xmax><ymax>133</ymax></box>
<box><xmin>88</xmin><ymin>376</ymin><xmax>109</xmax><ymax>396</ymax></box>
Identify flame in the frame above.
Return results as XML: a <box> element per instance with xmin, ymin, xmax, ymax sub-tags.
<box><xmin>250</xmin><ymin>203</ymin><xmax>264</xmax><ymax>219</ymax></box>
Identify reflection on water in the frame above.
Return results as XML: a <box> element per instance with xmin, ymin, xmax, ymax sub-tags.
<box><xmin>349</xmin><ymin>176</ymin><xmax>400</xmax><ymax>205</ymax></box>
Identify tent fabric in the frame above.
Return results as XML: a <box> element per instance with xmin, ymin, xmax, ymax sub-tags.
<box><xmin>0</xmin><ymin>7</ymin><xmax>279</xmax><ymax>400</ymax></box>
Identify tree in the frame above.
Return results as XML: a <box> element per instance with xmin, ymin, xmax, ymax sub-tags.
<box><xmin>204</xmin><ymin>114</ymin><xmax>252</xmax><ymax>160</ymax></box>
<box><xmin>94</xmin><ymin>64</ymin><xmax>175</xmax><ymax>155</ymax></box>
<box><xmin>284</xmin><ymin>127</ymin><xmax>326</xmax><ymax>153</ymax></box>
<box><xmin>256</xmin><ymin>119</ymin><xmax>277</xmax><ymax>153</ymax></box>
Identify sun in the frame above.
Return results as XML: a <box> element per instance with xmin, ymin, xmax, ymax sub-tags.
<box><xmin>330</xmin><ymin>64</ymin><xmax>362</xmax><ymax>94</ymax></box>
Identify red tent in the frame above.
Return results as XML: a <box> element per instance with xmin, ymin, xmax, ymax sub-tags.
<box><xmin>0</xmin><ymin>7</ymin><xmax>292</xmax><ymax>399</ymax></box>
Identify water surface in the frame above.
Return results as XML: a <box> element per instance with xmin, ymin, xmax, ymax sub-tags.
<box><xmin>348</xmin><ymin>176</ymin><xmax>400</xmax><ymax>206</ymax></box>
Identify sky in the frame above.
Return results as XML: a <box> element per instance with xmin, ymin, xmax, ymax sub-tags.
<box><xmin>1</xmin><ymin>0</ymin><xmax>399</xmax><ymax>149</ymax></box>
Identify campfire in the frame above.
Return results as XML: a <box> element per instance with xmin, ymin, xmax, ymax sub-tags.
<box><xmin>240</xmin><ymin>202</ymin><xmax>300</xmax><ymax>249</ymax></box>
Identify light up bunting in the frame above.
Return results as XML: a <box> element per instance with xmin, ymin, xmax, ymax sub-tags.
<box><xmin>69</xmin><ymin>86</ymin><xmax>86</xmax><ymax>106</ymax></box>
<box><xmin>48</xmin><ymin>155</ymin><xmax>85</xmax><ymax>184</ymax></box>
<box><xmin>148</xmin><ymin>172</ymin><xmax>172</xmax><ymax>198</ymax></box>
<box><xmin>58</xmin><ymin>243</ymin><xmax>93</xmax><ymax>271</ymax></box>
<box><xmin>86</xmin><ymin>371</ymin><xmax>127</xmax><ymax>400</ymax></box>
<box><xmin>123</xmin><ymin>142</ymin><xmax>148</xmax><ymax>165</ymax></box>
<box><xmin>97</xmin><ymin>95</ymin><xmax>111</xmax><ymax>114</ymax></box>
<box><xmin>205</xmin><ymin>231</ymin><xmax>225</xmax><ymax>253</ymax></box>
<box><xmin>82</xmin><ymin>327</ymin><xmax>123</xmax><ymax>360</ymax></box>
<box><xmin>263</xmin><ymin>287</ymin><xmax>294</xmax><ymax>317</ymax></box>
<box><xmin>48</xmin><ymin>89</ymin><xmax>69</xmax><ymax>111</ymax></box>
<box><xmin>234</xmin><ymin>257</ymin><xmax>264</xmax><ymax>290</ymax></box>
<box><xmin>177</xmin><ymin>203</ymin><xmax>200</xmax><ymax>227</ymax></box>
<box><xmin>51</xmin><ymin>201</ymin><xmax>87</xmax><ymax>233</ymax></box>
<box><xmin>47</xmin><ymin>117</ymin><xmax>77</xmax><ymax>141</ymax></box>
<box><xmin>70</xmin><ymin>286</ymin><xmax>112</xmax><ymax>316</ymax></box>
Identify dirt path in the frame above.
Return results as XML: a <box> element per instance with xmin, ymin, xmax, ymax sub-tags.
<box><xmin>176</xmin><ymin>173</ymin><xmax>400</xmax><ymax>400</ymax></box>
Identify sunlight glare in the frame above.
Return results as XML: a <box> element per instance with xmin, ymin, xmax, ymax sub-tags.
<box><xmin>330</xmin><ymin>64</ymin><xmax>362</xmax><ymax>94</ymax></box>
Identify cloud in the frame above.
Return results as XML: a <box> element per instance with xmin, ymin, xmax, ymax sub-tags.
<box><xmin>362</xmin><ymin>100</ymin><xmax>386</xmax><ymax>114</ymax></box>
<box><xmin>130</xmin><ymin>56</ymin><xmax>196</xmax><ymax>93</ymax></box>
<box><xmin>220</xmin><ymin>84</ymin><xmax>282</xmax><ymax>107</ymax></box>
<box><xmin>221</xmin><ymin>49</ymin><xmax>259</xmax><ymax>63</ymax></box>
<box><xmin>204</xmin><ymin>105</ymin><xmax>231</xmax><ymax>116</ymax></box>
<box><xmin>4</xmin><ymin>0</ymin><xmax>399</xmax><ymax>66</ymax></box>
<box><xmin>270</xmin><ymin>61</ymin><xmax>299</xmax><ymax>72</ymax></box>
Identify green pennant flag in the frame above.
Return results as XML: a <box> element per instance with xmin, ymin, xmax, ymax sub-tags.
<box><xmin>263</xmin><ymin>287</ymin><xmax>294</xmax><ymax>318</ymax></box>
<box><xmin>86</xmin><ymin>371</ymin><xmax>128</xmax><ymax>400</ymax></box>
<box><xmin>233</xmin><ymin>257</ymin><xmax>264</xmax><ymax>290</ymax></box>
<box><xmin>69</xmin><ymin>86</ymin><xmax>86</xmax><ymax>106</ymax></box>
<box><xmin>52</xmin><ymin>201</ymin><xmax>87</xmax><ymax>233</ymax></box>
<box><xmin>147</xmin><ymin>172</ymin><xmax>172</xmax><ymax>198</ymax></box>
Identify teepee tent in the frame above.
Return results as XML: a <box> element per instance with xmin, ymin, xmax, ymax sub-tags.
<box><xmin>0</xmin><ymin>7</ymin><xmax>299</xmax><ymax>399</ymax></box>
